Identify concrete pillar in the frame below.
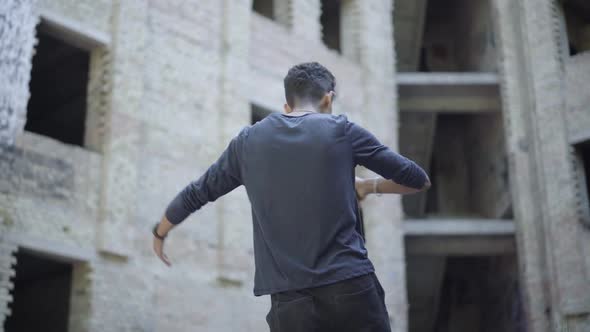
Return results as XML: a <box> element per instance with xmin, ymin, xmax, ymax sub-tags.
<box><xmin>95</xmin><ymin>0</ymin><xmax>147</xmax><ymax>256</ymax></box>
<box><xmin>340</xmin><ymin>0</ymin><xmax>361</xmax><ymax>62</ymax></box>
<box><xmin>0</xmin><ymin>0</ymin><xmax>38</xmax><ymax>146</ymax></box>
<box><xmin>519</xmin><ymin>0</ymin><xmax>590</xmax><ymax>330</ymax></box>
<box><xmin>355</xmin><ymin>1</ymin><xmax>406</xmax><ymax>331</ymax></box>
<box><xmin>492</xmin><ymin>0</ymin><xmax>590</xmax><ymax>330</ymax></box>
<box><xmin>67</xmin><ymin>263</ymin><xmax>93</xmax><ymax>332</ymax></box>
<box><xmin>288</xmin><ymin>0</ymin><xmax>322</xmax><ymax>42</ymax></box>
<box><xmin>216</xmin><ymin>0</ymin><xmax>254</xmax><ymax>284</ymax></box>
<box><xmin>491</xmin><ymin>1</ymin><xmax>553</xmax><ymax>331</ymax></box>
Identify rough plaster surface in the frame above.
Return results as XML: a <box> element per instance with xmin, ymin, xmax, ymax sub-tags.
<box><xmin>0</xmin><ymin>0</ymin><xmax>37</xmax><ymax>146</ymax></box>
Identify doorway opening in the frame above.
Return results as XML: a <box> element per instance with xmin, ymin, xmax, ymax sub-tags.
<box><xmin>4</xmin><ymin>249</ymin><xmax>73</xmax><ymax>332</ymax></box>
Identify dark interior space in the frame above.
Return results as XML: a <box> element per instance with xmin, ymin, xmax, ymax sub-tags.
<box><xmin>561</xmin><ymin>0</ymin><xmax>590</xmax><ymax>55</ymax></box>
<box><xmin>251</xmin><ymin>104</ymin><xmax>274</xmax><ymax>124</ymax></box>
<box><xmin>420</xmin><ymin>0</ymin><xmax>495</xmax><ymax>72</ymax></box>
<box><xmin>433</xmin><ymin>255</ymin><xmax>525</xmax><ymax>332</ymax></box>
<box><xmin>406</xmin><ymin>254</ymin><xmax>525</xmax><ymax>332</ymax></box>
<box><xmin>25</xmin><ymin>25</ymin><xmax>90</xmax><ymax>147</ymax></box>
<box><xmin>252</xmin><ymin>0</ymin><xmax>275</xmax><ymax>20</ymax></box>
<box><xmin>415</xmin><ymin>113</ymin><xmax>510</xmax><ymax>218</ymax></box>
<box><xmin>4</xmin><ymin>249</ymin><xmax>73</xmax><ymax>332</ymax></box>
<box><xmin>575</xmin><ymin>140</ymin><xmax>590</xmax><ymax>215</ymax></box>
<box><xmin>320</xmin><ymin>0</ymin><xmax>341</xmax><ymax>53</ymax></box>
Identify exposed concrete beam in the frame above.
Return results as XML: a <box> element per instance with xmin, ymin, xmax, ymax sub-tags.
<box><xmin>399</xmin><ymin>95</ymin><xmax>501</xmax><ymax>112</ymax></box>
<box><xmin>398</xmin><ymin>72</ymin><xmax>501</xmax><ymax>112</ymax></box>
<box><xmin>2</xmin><ymin>233</ymin><xmax>97</xmax><ymax>263</ymax></box>
<box><xmin>397</xmin><ymin>72</ymin><xmax>500</xmax><ymax>85</ymax></box>
<box><xmin>404</xmin><ymin>219</ymin><xmax>516</xmax><ymax>236</ymax></box>
<box><xmin>39</xmin><ymin>10</ymin><xmax>110</xmax><ymax>50</ymax></box>
<box><xmin>405</xmin><ymin>236</ymin><xmax>516</xmax><ymax>255</ymax></box>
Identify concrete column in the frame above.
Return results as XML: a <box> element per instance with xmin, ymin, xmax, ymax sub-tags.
<box><xmin>355</xmin><ymin>1</ymin><xmax>406</xmax><ymax>331</ymax></box>
<box><xmin>289</xmin><ymin>0</ymin><xmax>322</xmax><ymax>42</ymax></box>
<box><xmin>340</xmin><ymin>0</ymin><xmax>361</xmax><ymax>62</ymax></box>
<box><xmin>67</xmin><ymin>263</ymin><xmax>93</xmax><ymax>332</ymax></box>
<box><xmin>216</xmin><ymin>0</ymin><xmax>254</xmax><ymax>283</ymax></box>
<box><xmin>0</xmin><ymin>0</ymin><xmax>38</xmax><ymax>146</ymax></box>
<box><xmin>492</xmin><ymin>0</ymin><xmax>590</xmax><ymax>330</ymax></box>
<box><xmin>95</xmin><ymin>0</ymin><xmax>147</xmax><ymax>256</ymax></box>
<box><xmin>519</xmin><ymin>0</ymin><xmax>590</xmax><ymax>330</ymax></box>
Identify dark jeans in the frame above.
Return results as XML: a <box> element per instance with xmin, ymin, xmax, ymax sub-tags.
<box><xmin>266</xmin><ymin>273</ymin><xmax>392</xmax><ymax>332</ymax></box>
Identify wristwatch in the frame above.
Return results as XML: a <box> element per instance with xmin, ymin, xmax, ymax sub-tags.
<box><xmin>152</xmin><ymin>222</ymin><xmax>166</xmax><ymax>240</ymax></box>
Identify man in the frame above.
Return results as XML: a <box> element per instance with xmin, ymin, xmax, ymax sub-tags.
<box><xmin>152</xmin><ymin>62</ymin><xmax>430</xmax><ymax>332</ymax></box>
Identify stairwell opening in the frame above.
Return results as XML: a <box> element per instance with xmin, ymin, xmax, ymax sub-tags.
<box><xmin>400</xmin><ymin>113</ymin><xmax>511</xmax><ymax>219</ymax></box>
<box><xmin>419</xmin><ymin>0</ymin><xmax>496</xmax><ymax>72</ymax></box>
<box><xmin>405</xmin><ymin>252</ymin><xmax>525</xmax><ymax>332</ymax></box>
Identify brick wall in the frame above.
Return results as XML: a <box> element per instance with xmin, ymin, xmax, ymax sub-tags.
<box><xmin>1</xmin><ymin>0</ymin><xmax>407</xmax><ymax>331</ymax></box>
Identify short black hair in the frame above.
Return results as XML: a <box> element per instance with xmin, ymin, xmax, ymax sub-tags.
<box><xmin>283</xmin><ymin>62</ymin><xmax>336</xmax><ymax>108</ymax></box>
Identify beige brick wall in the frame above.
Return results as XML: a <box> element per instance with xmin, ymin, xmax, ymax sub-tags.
<box><xmin>1</xmin><ymin>0</ymin><xmax>406</xmax><ymax>331</ymax></box>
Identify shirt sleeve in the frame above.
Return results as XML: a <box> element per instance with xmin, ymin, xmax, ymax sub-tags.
<box><xmin>165</xmin><ymin>128</ymin><xmax>246</xmax><ymax>225</ymax></box>
<box><xmin>346</xmin><ymin>120</ymin><xmax>428</xmax><ymax>189</ymax></box>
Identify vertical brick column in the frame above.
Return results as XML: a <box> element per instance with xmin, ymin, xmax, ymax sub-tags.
<box><xmin>519</xmin><ymin>0</ymin><xmax>590</xmax><ymax>330</ymax></box>
<box><xmin>96</xmin><ymin>0</ymin><xmax>147</xmax><ymax>256</ymax></box>
<box><xmin>492</xmin><ymin>0</ymin><xmax>590</xmax><ymax>330</ymax></box>
<box><xmin>274</xmin><ymin>0</ymin><xmax>293</xmax><ymax>28</ymax></box>
<box><xmin>216</xmin><ymin>0</ymin><xmax>254</xmax><ymax>282</ymax></box>
<box><xmin>340</xmin><ymin>0</ymin><xmax>361</xmax><ymax>62</ymax></box>
<box><xmin>289</xmin><ymin>0</ymin><xmax>322</xmax><ymax>42</ymax></box>
<box><xmin>67</xmin><ymin>263</ymin><xmax>93</xmax><ymax>332</ymax></box>
<box><xmin>355</xmin><ymin>1</ymin><xmax>407</xmax><ymax>331</ymax></box>
<box><xmin>490</xmin><ymin>3</ymin><xmax>551</xmax><ymax>330</ymax></box>
<box><xmin>0</xmin><ymin>240</ymin><xmax>17</xmax><ymax>332</ymax></box>
<box><xmin>0</xmin><ymin>0</ymin><xmax>38</xmax><ymax>146</ymax></box>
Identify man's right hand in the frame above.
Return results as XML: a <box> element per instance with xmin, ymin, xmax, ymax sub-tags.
<box><xmin>355</xmin><ymin>177</ymin><xmax>371</xmax><ymax>201</ymax></box>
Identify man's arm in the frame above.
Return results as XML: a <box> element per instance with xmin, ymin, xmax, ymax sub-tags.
<box><xmin>152</xmin><ymin>130</ymin><xmax>246</xmax><ymax>266</ymax></box>
<box><xmin>347</xmin><ymin>121</ymin><xmax>430</xmax><ymax>190</ymax></box>
<box><xmin>355</xmin><ymin>176</ymin><xmax>431</xmax><ymax>200</ymax></box>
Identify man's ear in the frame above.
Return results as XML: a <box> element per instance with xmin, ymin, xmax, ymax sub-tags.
<box><xmin>284</xmin><ymin>103</ymin><xmax>292</xmax><ymax>113</ymax></box>
<box><xmin>318</xmin><ymin>93</ymin><xmax>333</xmax><ymax>113</ymax></box>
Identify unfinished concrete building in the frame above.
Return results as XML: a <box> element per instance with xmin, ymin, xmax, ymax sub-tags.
<box><xmin>0</xmin><ymin>0</ymin><xmax>589</xmax><ymax>331</ymax></box>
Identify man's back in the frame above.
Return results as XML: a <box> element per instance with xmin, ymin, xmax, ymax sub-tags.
<box><xmin>241</xmin><ymin>112</ymin><xmax>371</xmax><ymax>295</ymax></box>
<box><xmin>156</xmin><ymin>62</ymin><xmax>429</xmax><ymax>332</ymax></box>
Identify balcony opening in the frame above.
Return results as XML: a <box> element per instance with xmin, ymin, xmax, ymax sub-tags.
<box><xmin>320</xmin><ymin>0</ymin><xmax>342</xmax><ymax>53</ymax></box>
<box><xmin>25</xmin><ymin>24</ymin><xmax>90</xmax><ymax>147</ymax></box>
<box><xmin>4</xmin><ymin>249</ymin><xmax>73</xmax><ymax>332</ymax></box>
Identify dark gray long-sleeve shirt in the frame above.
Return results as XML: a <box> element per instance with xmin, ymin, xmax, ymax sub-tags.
<box><xmin>165</xmin><ymin>112</ymin><xmax>428</xmax><ymax>296</ymax></box>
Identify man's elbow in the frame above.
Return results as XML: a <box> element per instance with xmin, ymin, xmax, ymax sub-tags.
<box><xmin>420</xmin><ymin>178</ymin><xmax>431</xmax><ymax>192</ymax></box>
